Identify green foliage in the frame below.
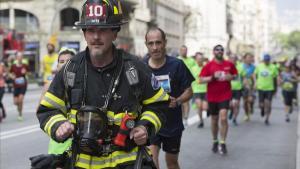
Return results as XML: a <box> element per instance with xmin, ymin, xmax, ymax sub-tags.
<box><xmin>275</xmin><ymin>30</ymin><xmax>300</xmax><ymax>56</ymax></box>
<box><xmin>288</xmin><ymin>30</ymin><xmax>300</xmax><ymax>51</ymax></box>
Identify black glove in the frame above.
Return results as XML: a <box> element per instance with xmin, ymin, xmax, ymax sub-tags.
<box><xmin>29</xmin><ymin>154</ymin><xmax>65</xmax><ymax>169</ymax></box>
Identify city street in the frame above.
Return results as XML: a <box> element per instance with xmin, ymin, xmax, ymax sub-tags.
<box><xmin>0</xmin><ymin>84</ymin><xmax>298</xmax><ymax>169</ymax></box>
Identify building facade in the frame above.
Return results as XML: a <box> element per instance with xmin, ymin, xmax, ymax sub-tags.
<box><xmin>184</xmin><ymin>0</ymin><xmax>228</xmax><ymax>58</ymax></box>
<box><xmin>154</xmin><ymin>0</ymin><xmax>185</xmax><ymax>56</ymax></box>
<box><xmin>0</xmin><ymin>0</ymin><xmax>140</xmax><ymax>74</ymax></box>
<box><xmin>226</xmin><ymin>0</ymin><xmax>279</xmax><ymax>61</ymax></box>
<box><xmin>0</xmin><ymin>0</ymin><xmax>188</xmax><ymax>73</ymax></box>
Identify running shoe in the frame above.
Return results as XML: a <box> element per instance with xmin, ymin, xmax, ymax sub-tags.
<box><xmin>17</xmin><ymin>116</ymin><xmax>23</xmax><ymax>121</ymax></box>
<box><xmin>243</xmin><ymin>115</ymin><xmax>250</xmax><ymax>122</ymax></box>
<box><xmin>228</xmin><ymin>111</ymin><xmax>233</xmax><ymax>120</ymax></box>
<box><xmin>265</xmin><ymin>119</ymin><xmax>269</xmax><ymax>125</ymax></box>
<box><xmin>261</xmin><ymin>109</ymin><xmax>265</xmax><ymax>117</ymax></box>
<box><xmin>212</xmin><ymin>142</ymin><xmax>219</xmax><ymax>153</ymax></box>
<box><xmin>198</xmin><ymin>122</ymin><xmax>204</xmax><ymax>128</ymax></box>
<box><xmin>219</xmin><ymin>143</ymin><xmax>227</xmax><ymax>155</ymax></box>
<box><xmin>233</xmin><ymin>119</ymin><xmax>238</xmax><ymax>126</ymax></box>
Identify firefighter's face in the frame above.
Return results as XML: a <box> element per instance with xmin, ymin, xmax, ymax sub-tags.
<box><xmin>84</xmin><ymin>27</ymin><xmax>117</xmax><ymax>59</ymax></box>
<box><xmin>145</xmin><ymin>30</ymin><xmax>166</xmax><ymax>60</ymax></box>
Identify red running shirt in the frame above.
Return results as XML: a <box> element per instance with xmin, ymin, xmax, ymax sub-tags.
<box><xmin>200</xmin><ymin>59</ymin><xmax>237</xmax><ymax>102</ymax></box>
<box><xmin>10</xmin><ymin>64</ymin><xmax>28</xmax><ymax>88</ymax></box>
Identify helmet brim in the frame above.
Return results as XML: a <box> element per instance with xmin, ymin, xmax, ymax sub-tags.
<box><xmin>74</xmin><ymin>20</ymin><xmax>128</xmax><ymax>28</ymax></box>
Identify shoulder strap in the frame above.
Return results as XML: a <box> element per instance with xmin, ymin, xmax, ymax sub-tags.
<box><xmin>121</xmin><ymin>50</ymin><xmax>143</xmax><ymax>106</ymax></box>
<box><xmin>63</xmin><ymin>53</ymin><xmax>85</xmax><ymax>112</ymax></box>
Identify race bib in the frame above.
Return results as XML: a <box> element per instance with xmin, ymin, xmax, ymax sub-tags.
<box><xmin>155</xmin><ymin>75</ymin><xmax>171</xmax><ymax>93</ymax></box>
<box><xmin>260</xmin><ymin>70</ymin><xmax>270</xmax><ymax>77</ymax></box>
<box><xmin>214</xmin><ymin>71</ymin><xmax>226</xmax><ymax>81</ymax></box>
<box><xmin>282</xmin><ymin>82</ymin><xmax>294</xmax><ymax>91</ymax></box>
<box><xmin>15</xmin><ymin>77</ymin><xmax>25</xmax><ymax>85</ymax></box>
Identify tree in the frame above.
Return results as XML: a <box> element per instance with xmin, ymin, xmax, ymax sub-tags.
<box><xmin>288</xmin><ymin>30</ymin><xmax>300</xmax><ymax>52</ymax></box>
<box><xmin>274</xmin><ymin>30</ymin><xmax>300</xmax><ymax>57</ymax></box>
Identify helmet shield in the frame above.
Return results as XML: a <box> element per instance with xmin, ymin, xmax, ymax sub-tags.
<box><xmin>75</xmin><ymin>0</ymin><xmax>128</xmax><ymax>28</ymax></box>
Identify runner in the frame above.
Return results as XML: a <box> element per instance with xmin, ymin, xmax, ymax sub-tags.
<box><xmin>0</xmin><ymin>61</ymin><xmax>6</xmax><ymax>122</ymax></box>
<box><xmin>178</xmin><ymin>45</ymin><xmax>196</xmax><ymax>126</ymax></box>
<box><xmin>241</xmin><ymin>53</ymin><xmax>256</xmax><ymax>121</ymax></box>
<box><xmin>10</xmin><ymin>52</ymin><xmax>28</xmax><ymax>121</ymax></box>
<box><xmin>229</xmin><ymin>55</ymin><xmax>245</xmax><ymax>125</ymax></box>
<box><xmin>278</xmin><ymin>63</ymin><xmax>299</xmax><ymax>122</ymax></box>
<box><xmin>200</xmin><ymin>45</ymin><xmax>237</xmax><ymax>155</ymax></box>
<box><xmin>191</xmin><ymin>52</ymin><xmax>208</xmax><ymax>128</ymax></box>
<box><xmin>254</xmin><ymin>54</ymin><xmax>278</xmax><ymax>125</ymax></box>
<box><xmin>39</xmin><ymin>47</ymin><xmax>76</xmax><ymax>156</ymax></box>
<box><xmin>41</xmin><ymin>43</ymin><xmax>58</xmax><ymax>86</ymax></box>
<box><xmin>144</xmin><ymin>27</ymin><xmax>194</xmax><ymax>169</ymax></box>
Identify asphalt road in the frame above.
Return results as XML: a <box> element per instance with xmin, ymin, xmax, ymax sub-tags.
<box><xmin>0</xmin><ymin>85</ymin><xmax>298</xmax><ymax>169</ymax></box>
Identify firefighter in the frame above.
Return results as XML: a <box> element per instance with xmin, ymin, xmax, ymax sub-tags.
<box><xmin>32</xmin><ymin>0</ymin><xmax>169</xmax><ymax>168</ymax></box>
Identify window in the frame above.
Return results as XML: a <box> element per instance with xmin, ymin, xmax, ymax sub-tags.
<box><xmin>15</xmin><ymin>9</ymin><xmax>39</xmax><ymax>32</ymax></box>
<box><xmin>60</xmin><ymin>8</ymin><xmax>79</xmax><ymax>31</ymax></box>
<box><xmin>0</xmin><ymin>9</ymin><xmax>9</xmax><ymax>29</ymax></box>
<box><xmin>0</xmin><ymin>9</ymin><xmax>39</xmax><ymax>32</ymax></box>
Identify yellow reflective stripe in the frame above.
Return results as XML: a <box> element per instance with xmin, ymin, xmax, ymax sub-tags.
<box><xmin>76</xmin><ymin>147</ymin><xmax>138</xmax><ymax>168</ymax></box>
<box><xmin>44</xmin><ymin>114</ymin><xmax>66</xmax><ymax>136</ymax></box>
<box><xmin>45</xmin><ymin>92</ymin><xmax>65</xmax><ymax>107</ymax></box>
<box><xmin>103</xmin><ymin>0</ymin><xmax>109</xmax><ymax>5</ymax></box>
<box><xmin>69</xmin><ymin>109</ymin><xmax>77</xmax><ymax>124</ymax></box>
<box><xmin>40</xmin><ymin>99</ymin><xmax>54</xmax><ymax>108</ymax></box>
<box><xmin>107</xmin><ymin>111</ymin><xmax>114</xmax><ymax>125</ymax></box>
<box><xmin>140</xmin><ymin>111</ymin><xmax>161</xmax><ymax>133</ymax></box>
<box><xmin>142</xmin><ymin>88</ymin><xmax>169</xmax><ymax>105</ymax></box>
<box><xmin>114</xmin><ymin>112</ymin><xmax>137</xmax><ymax>126</ymax></box>
<box><xmin>113</xmin><ymin>6</ymin><xmax>119</xmax><ymax>14</ymax></box>
<box><xmin>41</xmin><ymin>92</ymin><xmax>67</xmax><ymax>114</ymax></box>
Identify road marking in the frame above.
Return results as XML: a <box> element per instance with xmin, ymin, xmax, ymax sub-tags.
<box><xmin>0</xmin><ymin>124</ymin><xmax>41</xmax><ymax>140</ymax></box>
<box><xmin>0</xmin><ymin>115</ymin><xmax>201</xmax><ymax>140</ymax></box>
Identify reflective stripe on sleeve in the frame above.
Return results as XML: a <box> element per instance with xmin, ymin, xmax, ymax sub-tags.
<box><xmin>69</xmin><ymin>109</ymin><xmax>77</xmax><ymax>124</ymax></box>
<box><xmin>140</xmin><ymin>111</ymin><xmax>161</xmax><ymax>133</ymax></box>
<box><xmin>75</xmin><ymin>147</ymin><xmax>138</xmax><ymax>168</ymax></box>
<box><xmin>142</xmin><ymin>88</ymin><xmax>169</xmax><ymax>105</ymax></box>
<box><xmin>44</xmin><ymin>114</ymin><xmax>67</xmax><ymax>136</ymax></box>
<box><xmin>41</xmin><ymin>92</ymin><xmax>67</xmax><ymax>114</ymax></box>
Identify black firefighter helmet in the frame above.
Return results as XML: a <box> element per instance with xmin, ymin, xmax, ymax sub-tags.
<box><xmin>74</xmin><ymin>0</ymin><xmax>128</xmax><ymax>29</ymax></box>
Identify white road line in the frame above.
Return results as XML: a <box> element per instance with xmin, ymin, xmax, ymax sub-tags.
<box><xmin>0</xmin><ymin>125</ymin><xmax>40</xmax><ymax>140</ymax></box>
<box><xmin>0</xmin><ymin>128</ymin><xmax>41</xmax><ymax>140</ymax></box>
<box><xmin>0</xmin><ymin>115</ymin><xmax>201</xmax><ymax>140</ymax></box>
<box><xmin>0</xmin><ymin>124</ymin><xmax>39</xmax><ymax>136</ymax></box>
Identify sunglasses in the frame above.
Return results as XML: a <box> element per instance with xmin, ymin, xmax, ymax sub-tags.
<box><xmin>214</xmin><ymin>48</ymin><xmax>224</xmax><ymax>52</ymax></box>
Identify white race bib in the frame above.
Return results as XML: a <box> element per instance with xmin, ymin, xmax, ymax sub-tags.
<box><xmin>15</xmin><ymin>77</ymin><xmax>25</xmax><ymax>85</ymax></box>
<box><xmin>155</xmin><ymin>75</ymin><xmax>171</xmax><ymax>93</ymax></box>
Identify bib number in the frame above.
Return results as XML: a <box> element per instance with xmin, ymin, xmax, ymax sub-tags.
<box><xmin>15</xmin><ymin>77</ymin><xmax>25</xmax><ymax>85</ymax></box>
